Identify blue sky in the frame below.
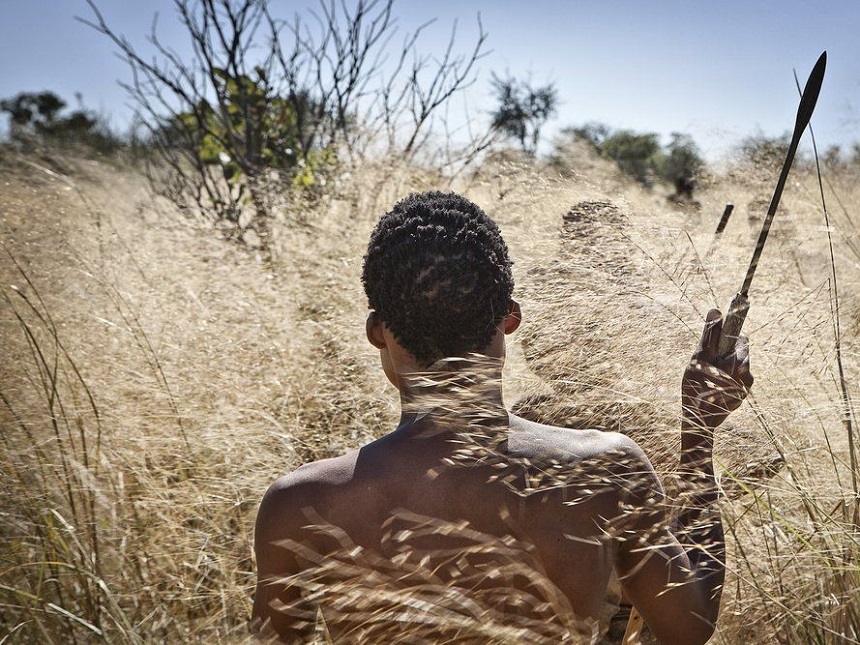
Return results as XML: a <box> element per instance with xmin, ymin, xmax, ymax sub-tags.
<box><xmin>1</xmin><ymin>1</ymin><xmax>858</xmax><ymax>161</ymax></box>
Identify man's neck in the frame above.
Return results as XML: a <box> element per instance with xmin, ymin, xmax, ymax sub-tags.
<box><xmin>396</xmin><ymin>355</ymin><xmax>507</xmax><ymax>427</ymax></box>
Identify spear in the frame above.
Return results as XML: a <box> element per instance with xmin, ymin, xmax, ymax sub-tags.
<box><xmin>624</xmin><ymin>50</ymin><xmax>827</xmax><ymax>645</ymax></box>
<box><xmin>716</xmin><ymin>51</ymin><xmax>827</xmax><ymax>357</ymax></box>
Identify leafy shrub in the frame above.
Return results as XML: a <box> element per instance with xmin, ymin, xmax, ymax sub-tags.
<box><xmin>558</xmin><ymin>123</ymin><xmax>704</xmax><ymax>187</ymax></box>
<box><xmin>0</xmin><ymin>91</ymin><xmax>123</xmax><ymax>153</ymax></box>
<box><xmin>735</xmin><ymin>133</ymin><xmax>791</xmax><ymax>170</ymax></box>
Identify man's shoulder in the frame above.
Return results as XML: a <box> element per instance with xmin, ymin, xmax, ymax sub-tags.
<box><xmin>256</xmin><ymin>452</ymin><xmax>360</xmax><ymax>534</ymax></box>
<box><xmin>263</xmin><ymin>451</ymin><xmax>360</xmax><ymax>502</ymax></box>
<box><xmin>506</xmin><ymin>414</ymin><xmax>662</xmax><ymax>505</ymax></box>
<box><xmin>507</xmin><ymin>413</ymin><xmax>646</xmax><ymax>463</ymax></box>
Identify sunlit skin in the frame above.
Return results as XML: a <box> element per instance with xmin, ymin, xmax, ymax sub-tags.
<box><xmin>252</xmin><ymin>304</ymin><xmax>752</xmax><ymax>644</ymax></box>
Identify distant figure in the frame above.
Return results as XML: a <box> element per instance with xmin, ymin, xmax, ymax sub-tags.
<box><xmin>252</xmin><ymin>191</ymin><xmax>752</xmax><ymax>643</ymax></box>
<box><xmin>668</xmin><ymin>174</ymin><xmax>701</xmax><ymax>209</ymax></box>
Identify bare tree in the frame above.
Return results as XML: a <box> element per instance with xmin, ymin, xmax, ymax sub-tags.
<box><xmin>81</xmin><ymin>0</ymin><xmax>488</xmax><ymax>255</ymax></box>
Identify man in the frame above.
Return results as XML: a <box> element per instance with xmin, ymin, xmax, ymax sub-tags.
<box><xmin>252</xmin><ymin>191</ymin><xmax>752</xmax><ymax>643</ymax></box>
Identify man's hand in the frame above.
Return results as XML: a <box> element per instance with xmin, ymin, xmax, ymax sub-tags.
<box><xmin>682</xmin><ymin>309</ymin><xmax>754</xmax><ymax>444</ymax></box>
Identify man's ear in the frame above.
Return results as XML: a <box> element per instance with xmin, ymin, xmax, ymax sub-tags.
<box><xmin>366</xmin><ymin>311</ymin><xmax>387</xmax><ymax>349</ymax></box>
<box><xmin>503</xmin><ymin>300</ymin><xmax>522</xmax><ymax>335</ymax></box>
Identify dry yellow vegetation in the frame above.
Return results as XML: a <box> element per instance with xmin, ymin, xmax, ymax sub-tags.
<box><xmin>1</xmin><ymin>145</ymin><xmax>858</xmax><ymax>643</ymax></box>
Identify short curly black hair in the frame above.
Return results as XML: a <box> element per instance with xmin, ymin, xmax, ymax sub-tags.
<box><xmin>362</xmin><ymin>191</ymin><xmax>514</xmax><ymax>365</ymax></box>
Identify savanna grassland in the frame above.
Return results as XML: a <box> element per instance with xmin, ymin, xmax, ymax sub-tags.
<box><xmin>1</xmin><ymin>142</ymin><xmax>858</xmax><ymax>643</ymax></box>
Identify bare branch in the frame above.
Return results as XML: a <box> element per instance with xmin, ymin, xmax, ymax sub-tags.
<box><xmin>82</xmin><ymin>0</ymin><xmax>492</xmax><ymax>253</ymax></box>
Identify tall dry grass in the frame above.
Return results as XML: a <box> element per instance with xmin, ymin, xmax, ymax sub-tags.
<box><xmin>0</xmin><ymin>146</ymin><xmax>858</xmax><ymax>643</ymax></box>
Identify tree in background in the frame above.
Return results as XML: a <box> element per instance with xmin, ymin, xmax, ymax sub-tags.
<box><xmin>83</xmin><ymin>0</ymin><xmax>488</xmax><ymax>255</ymax></box>
<box><xmin>658</xmin><ymin>132</ymin><xmax>704</xmax><ymax>183</ymax></box>
<box><xmin>1</xmin><ymin>91</ymin><xmax>121</xmax><ymax>152</ymax></box>
<box><xmin>554</xmin><ymin>122</ymin><xmax>705</xmax><ymax>188</ymax></box>
<box><xmin>569</xmin><ymin>123</ymin><xmax>661</xmax><ymax>185</ymax></box>
<box><xmin>850</xmin><ymin>143</ymin><xmax>860</xmax><ymax>165</ymax></box>
<box><xmin>489</xmin><ymin>73</ymin><xmax>558</xmax><ymax>156</ymax></box>
<box><xmin>598</xmin><ymin>130</ymin><xmax>661</xmax><ymax>185</ymax></box>
<box><xmin>735</xmin><ymin>133</ymin><xmax>791</xmax><ymax>170</ymax></box>
<box><xmin>1</xmin><ymin>92</ymin><xmax>67</xmax><ymax>138</ymax></box>
<box><xmin>822</xmin><ymin>144</ymin><xmax>842</xmax><ymax>168</ymax></box>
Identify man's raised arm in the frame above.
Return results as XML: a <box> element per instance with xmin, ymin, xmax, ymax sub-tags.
<box><xmin>614</xmin><ymin>309</ymin><xmax>753</xmax><ymax>645</ymax></box>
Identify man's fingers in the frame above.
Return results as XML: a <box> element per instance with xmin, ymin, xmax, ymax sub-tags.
<box><xmin>735</xmin><ymin>334</ymin><xmax>753</xmax><ymax>389</ymax></box>
<box><xmin>698</xmin><ymin>309</ymin><xmax>723</xmax><ymax>360</ymax></box>
<box><xmin>735</xmin><ymin>334</ymin><xmax>749</xmax><ymax>361</ymax></box>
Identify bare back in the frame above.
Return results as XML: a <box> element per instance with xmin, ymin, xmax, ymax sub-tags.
<box><xmin>253</xmin><ymin>412</ymin><xmax>658</xmax><ymax>642</ymax></box>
